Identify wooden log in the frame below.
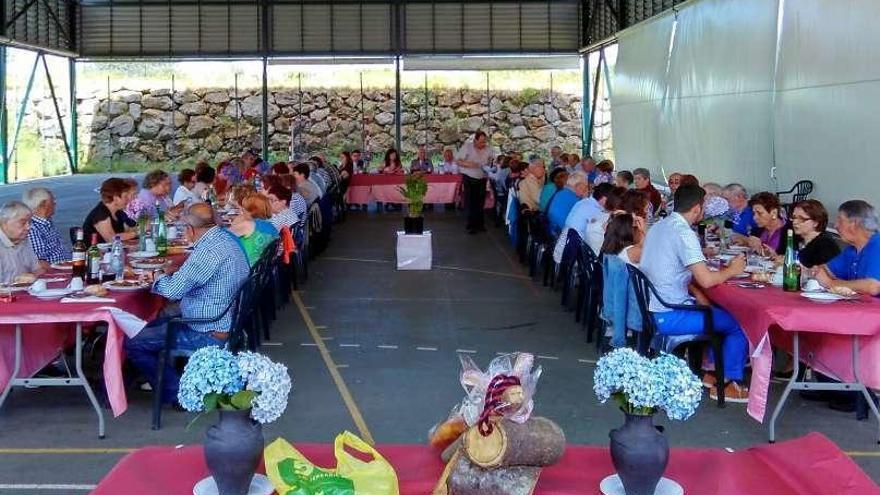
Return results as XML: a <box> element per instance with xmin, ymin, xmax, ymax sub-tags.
<box><xmin>462</xmin><ymin>416</ymin><xmax>565</xmax><ymax>469</ymax></box>
<box><xmin>441</xmin><ymin>437</ymin><xmax>463</xmax><ymax>464</ymax></box>
<box><xmin>447</xmin><ymin>454</ymin><xmax>541</xmax><ymax>495</ymax></box>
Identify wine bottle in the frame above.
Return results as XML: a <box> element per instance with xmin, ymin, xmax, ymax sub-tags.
<box><xmin>156</xmin><ymin>205</ymin><xmax>168</xmax><ymax>257</ymax></box>
<box><xmin>71</xmin><ymin>228</ymin><xmax>87</xmax><ymax>279</ymax></box>
<box><xmin>87</xmin><ymin>233</ymin><xmax>101</xmax><ymax>285</ymax></box>
<box><xmin>782</xmin><ymin>229</ymin><xmax>800</xmax><ymax>292</ymax></box>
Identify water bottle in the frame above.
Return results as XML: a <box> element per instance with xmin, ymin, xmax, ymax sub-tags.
<box><xmin>110</xmin><ymin>235</ymin><xmax>125</xmax><ymax>282</ymax></box>
<box><xmin>254</xmin><ymin>175</ymin><xmax>263</xmax><ymax>192</ymax></box>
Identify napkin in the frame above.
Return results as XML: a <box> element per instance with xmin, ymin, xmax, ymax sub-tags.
<box><xmin>40</xmin><ymin>277</ymin><xmax>68</xmax><ymax>283</ymax></box>
<box><xmin>61</xmin><ymin>296</ymin><xmax>117</xmax><ymax>303</ymax></box>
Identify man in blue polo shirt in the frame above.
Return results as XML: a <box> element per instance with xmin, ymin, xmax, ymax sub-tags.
<box><xmin>814</xmin><ymin>200</ymin><xmax>880</xmax><ymax>296</ymax></box>
<box><xmin>722</xmin><ymin>183</ymin><xmax>758</xmax><ymax>236</ymax></box>
<box><xmin>641</xmin><ymin>184</ymin><xmax>750</xmax><ymax>402</ymax></box>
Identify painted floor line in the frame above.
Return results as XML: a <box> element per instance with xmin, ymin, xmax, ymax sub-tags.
<box><xmin>456</xmin><ymin>349</ymin><xmax>477</xmax><ymax>354</ymax></box>
<box><xmin>324</xmin><ymin>255</ymin><xmax>530</xmax><ymax>281</ymax></box>
<box><xmin>579</xmin><ymin>359</ymin><xmax>597</xmax><ymax>364</ymax></box>
<box><xmin>339</xmin><ymin>343</ymin><xmax>361</xmax><ymax>348</ymax></box>
<box><xmin>537</xmin><ymin>355</ymin><xmax>559</xmax><ymax>360</ymax></box>
<box><xmin>292</xmin><ymin>292</ymin><xmax>375</xmax><ymax>445</ymax></box>
<box><xmin>336</xmin><ymin>364</ymin><xmax>350</xmax><ymax>369</ymax></box>
<box><xmin>0</xmin><ymin>484</ymin><xmax>96</xmax><ymax>491</ymax></box>
<box><xmin>416</xmin><ymin>346</ymin><xmax>438</xmax><ymax>351</ymax></box>
<box><xmin>377</xmin><ymin>345</ymin><xmax>399</xmax><ymax>349</ymax></box>
<box><xmin>262</xmin><ymin>342</ymin><xmax>284</xmax><ymax>346</ymax></box>
<box><xmin>300</xmin><ymin>343</ymin><xmax>318</xmax><ymax>347</ymax></box>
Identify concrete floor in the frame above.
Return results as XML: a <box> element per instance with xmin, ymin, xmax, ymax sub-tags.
<box><xmin>0</xmin><ymin>176</ymin><xmax>877</xmax><ymax>493</ymax></box>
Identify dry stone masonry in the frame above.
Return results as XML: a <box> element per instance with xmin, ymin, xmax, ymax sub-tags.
<box><xmin>32</xmin><ymin>87</ymin><xmax>583</xmax><ymax>164</ymax></box>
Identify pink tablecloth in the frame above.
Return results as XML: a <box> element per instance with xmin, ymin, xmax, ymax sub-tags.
<box><xmin>346</xmin><ymin>173</ymin><xmax>493</xmax><ymax>208</ymax></box>
<box><xmin>0</xmin><ymin>281</ymin><xmax>165</xmax><ymax>417</ymax></box>
<box><xmin>707</xmin><ymin>284</ymin><xmax>880</xmax><ymax>421</ymax></box>
<box><xmin>92</xmin><ymin>433</ymin><xmax>878</xmax><ymax>495</ymax></box>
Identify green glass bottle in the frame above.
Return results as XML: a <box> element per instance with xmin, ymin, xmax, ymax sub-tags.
<box><xmin>156</xmin><ymin>201</ymin><xmax>168</xmax><ymax>257</ymax></box>
<box><xmin>782</xmin><ymin>229</ymin><xmax>801</xmax><ymax>292</ymax></box>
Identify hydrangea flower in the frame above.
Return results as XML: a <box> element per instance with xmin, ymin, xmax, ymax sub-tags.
<box><xmin>593</xmin><ymin>349</ymin><xmax>702</xmax><ymax>421</ymax></box>
<box><xmin>653</xmin><ymin>353</ymin><xmax>703</xmax><ymax>421</ymax></box>
<box><xmin>237</xmin><ymin>351</ymin><xmax>293</xmax><ymax>424</ymax></box>
<box><xmin>178</xmin><ymin>346</ymin><xmax>244</xmax><ymax>412</ymax></box>
<box><xmin>704</xmin><ymin>196</ymin><xmax>730</xmax><ymax>219</ymax></box>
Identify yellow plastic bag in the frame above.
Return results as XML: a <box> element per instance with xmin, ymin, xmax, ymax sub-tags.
<box><xmin>264</xmin><ymin>432</ymin><xmax>399</xmax><ymax>495</ymax></box>
<box><xmin>334</xmin><ymin>431</ymin><xmax>399</xmax><ymax>495</ymax></box>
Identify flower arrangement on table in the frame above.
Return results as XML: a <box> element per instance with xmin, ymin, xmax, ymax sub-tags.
<box><xmin>179</xmin><ymin>347</ymin><xmax>292</xmax><ymax>495</ymax></box>
<box><xmin>593</xmin><ymin>348</ymin><xmax>702</xmax><ymax>420</ymax></box>
<box><xmin>593</xmin><ymin>348</ymin><xmax>702</xmax><ymax>495</ymax></box>
<box><xmin>178</xmin><ymin>346</ymin><xmax>292</xmax><ymax>423</ymax></box>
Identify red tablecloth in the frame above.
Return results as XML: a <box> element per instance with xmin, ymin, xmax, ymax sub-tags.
<box><xmin>346</xmin><ymin>174</ymin><xmax>493</xmax><ymax>207</ymax></box>
<box><xmin>0</xmin><ymin>273</ymin><xmax>169</xmax><ymax>417</ymax></box>
<box><xmin>91</xmin><ymin>433</ymin><xmax>877</xmax><ymax>495</ymax></box>
<box><xmin>707</xmin><ymin>284</ymin><xmax>880</xmax><ymax>421</ymax></box>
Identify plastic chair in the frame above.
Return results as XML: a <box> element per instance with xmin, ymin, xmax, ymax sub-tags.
<box><xmin>151</xmin><ymin>277</ymin><xmax>252</xmax><ymax>430</ymax></box>
<box><xmin>776</xmin><ymin>180</ymin><xmax>814</xmax><ymax>214</ymax></box>
<box><xmin>558</xmin><ymin>229</ymin><xmax>583</xmax><ymax>307</ymax></box>
<box><xmin>575</xmin><ymin>242</ymin><xmax>603</xmax><ymax>343</ymax></box>
<box><xmin>626</xmin><ymin>264</ymin><xmax>727</xmax><ymax>407</ymax></box>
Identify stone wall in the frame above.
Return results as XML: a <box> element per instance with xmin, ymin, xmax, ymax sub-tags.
<box><xmin>33</xmin><ymin>87</ymin><xmax>584</xmax><ymax>164</ymax></box>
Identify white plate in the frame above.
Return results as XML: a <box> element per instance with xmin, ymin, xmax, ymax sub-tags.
<box><xmin>723</xmin><ymin>245</ymin><xmax>750</xmax><ymax>252</ymax></box>
<box><xmin>130</xmin><ymin>260</ymin><xmax>168</xmax><ymax>269</ymax></box>
<box><xmin>600</xmin><ymin>474</ymin><xmax>683</xmax><ymax>495</ymax></box>
<box><xmin>193</xmin><ymin>474</ymin><xmax>273</xmax><ymax>495</ymax></box>
<box><xmin>102</xmin><ymin>281</ymin><xmax>148</xmax><ymax>292</ymax></box>
<box><xmin>800</xmin><ymin>292</ymin><xmax>848</xmax><ymax>303</ymax></box>
<box><xmin>731</xmin><ymin>272</ymin><xmax>750</xmax><ymax>279</ymax></box>
<box><xmin>129</xmin><ymin>251</ymin><xmax>159</xmax><ymax>259</ymax></box>
<box><xmin>50</xmin><ymin>261</ymin><xmax>74</xmax><ymax>271</ymax></box>
<box><xmin>28</xmin><ymin>288</ymin><xmax>73</xmax><ymax>299</ymax></box>
<box><xmin>744</xmin><ymin>266</ymin><xmax>775</xmax><ymax>274</ymax></box>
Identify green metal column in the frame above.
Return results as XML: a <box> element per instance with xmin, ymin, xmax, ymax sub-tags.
<box><xmin>394</xmin><ymin>55</ymin><xmax>401</xmax><ymax>152</ymax></box>
<box><xmin>69</xmin><ymin>58</ymin><xmax>78</xmax><ymax>174</ymax></box>
<box><xmin>0</xmin><ymin>46</ymin><xmax>7</xmax><ymax>184</ymax></box>
<box><xmin>261</xmin><ymin>57</ymin><xmax>269</xmax><ymax>163</ymax></box>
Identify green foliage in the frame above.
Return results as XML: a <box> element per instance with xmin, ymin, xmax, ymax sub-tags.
<box><xmin>186</xmin><ymin>389</ymin><xmax>258</xmax><ymax>430</ymax></box>
<box><xmin>512</xmin><ymin>87</ymin><xmax>542</xmax><ymax>107</ymax></box>
<box><xmin>398</xmin><ymin>174</ymin><xmax>428</xmax><ymax>217</ymax></box>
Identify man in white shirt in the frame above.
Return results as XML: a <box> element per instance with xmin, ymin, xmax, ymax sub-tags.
<box><xmin>455</xmin><ymin>131</ymin><xmax>495</xmax><ymax>234</ymax></box>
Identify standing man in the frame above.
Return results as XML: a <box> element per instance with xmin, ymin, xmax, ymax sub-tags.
<box><xmin>456</xmin><ymin>131</ymin><xmax>495</xmax><ymax>234</ymax></box>
<box><xmin>22</xmin><ymin>187</ymin><xmax>69</xmax><ymax>264</ymax></box>
<box><xmin>410</xmin><ymin>146</ymin><xmax>434</xmax><ymax>173</ymax></box>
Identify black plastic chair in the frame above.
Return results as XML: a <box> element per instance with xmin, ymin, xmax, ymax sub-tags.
<box><xmin>253</xmin><ymin>240</ymin><xmax>281</xmax><ymax>344</ymax></box>
<box><xmin>626</xmin><ymin>264</ymin><xmax>727</xmax><ymax>407</ymax></box>
<box><xmin>776</xmin><ymin>180</ymin><xmax>813</xmax><ymax>214</ymax></box>
<box><xmin>558</xmin><ymin>229</ymin><xmax>583</xmax><ymax>307</ymax></box>
<box><xmin>575</xmin><ymin>242</ymin><xmax>603</xmax><ymax>343</ymax></box>
<box><xmin>151</xmin><ymin>277</ymin><xmax>252</xmax><ymax>430</ymax></box>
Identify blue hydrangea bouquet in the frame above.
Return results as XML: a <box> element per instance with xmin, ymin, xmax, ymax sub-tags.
<box><xmin>178</xmin><ymin>346</ymin><xmax>292</xmax><ymax>424</ymax></box>
<box><xmin>593</xmin><ymin>348</ymin><xmax>702</xmax><ymax>420</ymax></box>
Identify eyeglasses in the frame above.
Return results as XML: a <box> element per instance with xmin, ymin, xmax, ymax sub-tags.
<box><xmin>791</xmin><ymin>215</ymin><xmax>812</xmax><ymax>222</ymax></box>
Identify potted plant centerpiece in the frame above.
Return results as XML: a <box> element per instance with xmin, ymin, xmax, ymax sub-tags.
<box><xmin>399</xmin><ymin>173</ymin><xmax>428</xmax><ymax>234</ymax></box>
<box><xmin>593</xmin><ymin>349</ymin><xmax>702</xmax><ymax>495</ymax></box>
<box><xmin>178</xmin><ymin>347</ymin><xmax>292</xmax><ymax>495</ymax></box>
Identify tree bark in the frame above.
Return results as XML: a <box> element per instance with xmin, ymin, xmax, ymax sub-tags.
<box><xmin>447</xmin><ymin>454</ymin><xmax>541</xmax><ymax>495</ymax></box>
<box><xmin>462</xmin><ymin>416</ymin><xmax>565</xmax><ymax>469</ymax></box>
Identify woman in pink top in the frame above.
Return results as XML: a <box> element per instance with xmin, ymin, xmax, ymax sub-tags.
<box><xmin>380</xmin><ymin>148</ymin><xmax>404</xmax><ymax>175</ymax></box>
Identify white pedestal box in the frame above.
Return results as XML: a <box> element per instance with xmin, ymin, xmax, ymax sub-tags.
<box><xmin>396</xmin><ymin>231</ymin><xmax>432</xmax><ymax>270</ymax></box>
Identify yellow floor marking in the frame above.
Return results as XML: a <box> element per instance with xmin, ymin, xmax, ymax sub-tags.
<box><xmin>292</xmin><ymin>291</ymin><xmax>375</xmax><ymax>445</ymax></box>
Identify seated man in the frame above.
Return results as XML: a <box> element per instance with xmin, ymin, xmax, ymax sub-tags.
<box><xmin>22</xmin><ymin>187</ymin><xmax>70</xmax><ymax>264</ymax></box>
<box><xmin>640</xmin><ymin>184</ymin><xmax>750</xmax><ymax>402</ymax></box>
<box><xmin>410</xmin><ymin>146</ymin><xmax>434</xmax><ymax>174</ymax></box>
<box><xmin>548</xmin><ymin>172</ymin><xmax>590</xmax><ymax>236</ymax></box>
<box><xmin>813</xmin><ymin>200</ymin><xmax>880</xmax><ymax>296</ymax></box>
<box><xmin>0</xmin><ymin>201</ymin><xmax>45</xmax><ymax>284</ymax></box>
<box><xmin>125</xmin><ymin>203</ymin><xmax>250</xmax><ymax>405</ymax></box>
<box><xmin>517</xmin><ymin>158</ymin><xmax>546</xmax><ymax>212</ymax></box>
<box><xmin>633</xmin><ymin>168</ymin><xmax>662</xmax><ymax>213</ymax></box>
<box><xmin>267</xmin><ymin>185</ymin><xmax>299</xmax><ymax>230</ymax></box>
<box><xmin>553</xmin><ymin>183</ymin><xmax>617</xmax><ymax>263</ymax></box>
<box><xmin>721</xmin><ymin>183</ymin><xmax>758</xmax><ymax>236</ymax></box>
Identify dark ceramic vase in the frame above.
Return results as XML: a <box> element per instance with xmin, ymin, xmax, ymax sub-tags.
<box><xmin>609</xmin><ymin>413</ymin><xmax>669</xmax><ymax>495</ymax></box>
<box><xmin>204</xmin><ymin>410</ymin><xmax>264</xmax><ymax>495</ymax></box>
<box><xmin>404</xmin><ymin>216</ymin><xmax>424</xmax><ymax>234</ymax></box>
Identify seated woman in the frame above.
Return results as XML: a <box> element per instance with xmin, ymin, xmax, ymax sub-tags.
<box><xmin>601</xmin><ymin>212</ymin><xmax>643</xmax><ymax>266</ymax></box>
<box><xmin>191</xmin><ymin>166</ymin><xmax>217</xmax><ymax>203</ymax></box>
<box><xmin>228</xmin><ymin>193</ymin><xmax>279</xmax><ymax>267</ymax></box>
<box><xmin>173</xmin><ymin>169</ymin><xmax>197</xmax><ymax>206</ymax></box>
<box><xmin>126</xmin><ymin>170</ymin><xmax>176</xmax><ymax>220</ymax></box>
<box><xmin>770</xmin><ymin>199</ymin><xmax>840</xmax><ymax>268</ymax></box>
<box><xmin>592</xmin><ymin>159</ymin><xmax>615</xmax><ymax>186</ymax></box>
<box><xmin>380</xmin><ymin>148</ymin><xmax>404</xmax><ymax>175</ymax></box>
<box><xmin>267</xmin><ymin>185</ymin><xmax>298</xmax><ymax>231</ymax></box>
<box><xmin>83</xmin><ymin>178</ymin><xmax>138</xmax><ymax>243</ymax></box>
<box><xmin>745</xmin><ymin>192</ymin><xmax>790</xmax><ymax>255</ymax></box>
<box><xmin>585</xmin><ymin>187</ymin><xmax>626</xmax><ymax>254</ymax></box>
<box><xmin>539</xmin><ymin>168</ymin><xmax>569</xmax><ymax>212</ymax></box>
<box><xmin>226</xmin><ymin>184</ymin><xmax>257</xmax><ymax>210</ymax></box>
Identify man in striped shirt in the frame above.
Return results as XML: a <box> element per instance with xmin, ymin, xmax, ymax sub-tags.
<box><xmin>124</xmin><ymin>203</ymin><xmax>250</xmax><ymax>405</ymax></box>
<box><xmin>22</xmin><ymin>187</ymin><xmax>69</xmax><ymax>264</ymax></box>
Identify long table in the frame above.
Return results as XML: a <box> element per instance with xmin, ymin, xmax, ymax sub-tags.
<box><xmin>91</xmin><ymin>433</ymin><xmax>877</xmax><ymax>494</ymax></box>
<box><xmin>346</xmin><ymin>173</ymin><xmax>493</xmax><ymax>208</ymax></box>
<box><xmin>707</xmin><ymin>283</ymin><xmax>880</xmax><ymax>442</ymax></box>
<box><xmin>0</xmin><ymin>270</ymin><xmax>170</xmax><ymax>437</ymax></box>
